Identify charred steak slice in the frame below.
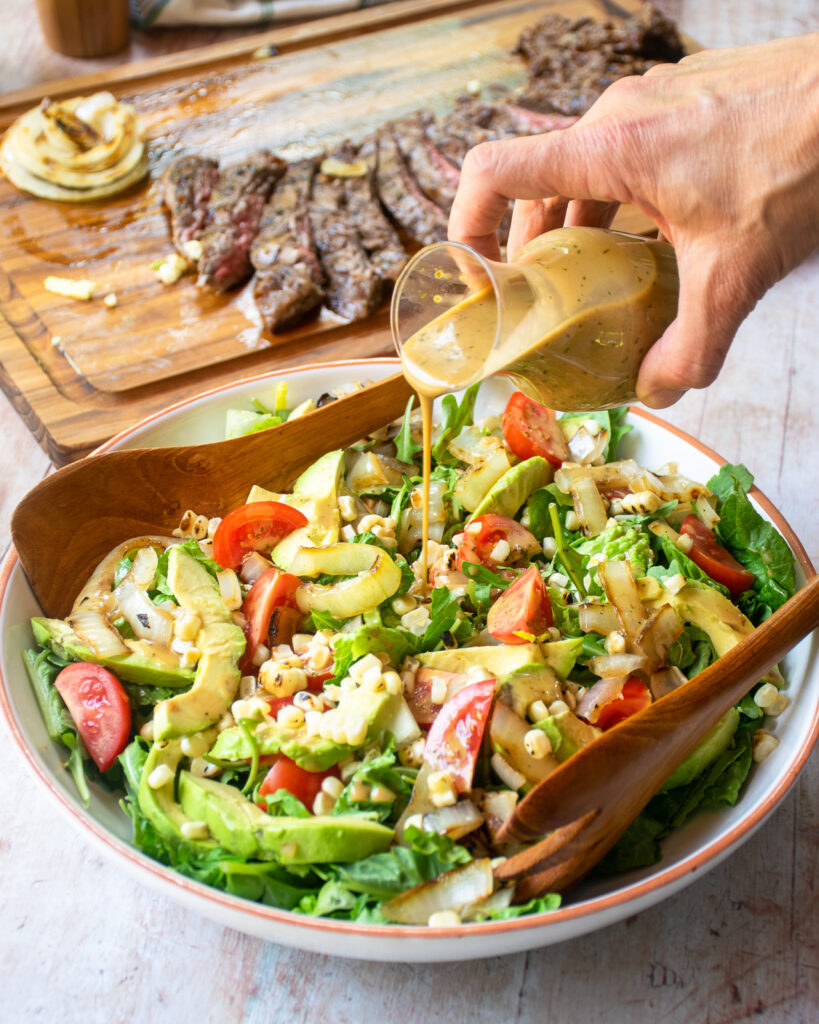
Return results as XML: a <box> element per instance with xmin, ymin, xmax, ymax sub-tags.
<box><xmin>197</xmin><ymin>151</ymin><xmax>285</xmax><ymax>292</ymax></box>
<box><xmin>309</xmin><ymin>168</ymin><xmax>381</xmax><ymax>322</ymax></box>
<box><xmin>393</xmin><ymin>115</ymin><xmax>460</xmax><ymax>213</ymax></box>
<box><xmin>373</xmin><ymin>131</ymin><xmax>449</xmax><ymax>247</ymax></box>
<box><xmin>251</xmin><ymin>159</ymin><xmax>324</xmax><ymax>332</ymax></box>
<box><xmin>422</xmin><ymin>112</ymin><xmax>495</xmax><ymax>168</ymax></box>
<box><xmin>161</xmin><ymin>154</ymin><xmax>219</xmax><ymax>256</ymax></box>
<box><xmin>350</xmin><ymin>138</ymin><xmax>408</xmax><ymax>284</ymax></box>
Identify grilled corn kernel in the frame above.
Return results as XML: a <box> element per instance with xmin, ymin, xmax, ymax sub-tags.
<box><xmin>139</xmin><ymin>721</ymin><xmax>154</xmax><ymax>741</ymax></box>
<box><xmin>277</xmin><ymin>705</ymin><xmax>305</xmax><ymax>729</ymax></box>
<box><xmin>360</xmin><ymin>665</ymin><xmax>385</xmax><ymax>691</ymax></box>
<box><xmin>383</xmin><ymin>670</ymin><xmax>403</xmax><ymax>696</ymax></box>
<box><xmin>754</xmin><ymin>683</ymin><xmax>780</xmax><ymax>710</ymax></box>
<box><xmin>398</xmin><ymin>737</ymin><xmax>426</xmax><ymax>767</ymax></box>
<box><xmin>565</xmin><ymin>511</ymin><xmax>580</xmax><ymax>532</ymax></box>
<box><xmin>489</xmin><ymin>538</ymin><xmax>511</xmax><ymax>563</ymax></box>
<box><xmin>428</xmin><ymin>909</ymin><xmax>461</xmax><ymax>927</ymax></box>
<box><xmin>190</xmin><ymin>757</ymin><xmax>220</xmax><ymax>778</ymax></box>
<box><xmin>528</xmin><ymin>699</ymin><xmax>549</xmax><ymax>723</ymax></box>
<box><xmin>524</xmin><ymin>729</ymin><xmax>552</xmax><ymax>760</ymax></box>
<box><xmin>147</xmin><ymin>764</ymin><xmax>175</xmax><ymax>790</ymax></box>
<box><xmin>752</xmin><ymin>730</ymin><xmax>780</xmax><ymax>762</ymax></box>
<box><xmin>392</xmin><ymin>594</ymin><xmax>417</xmax><ymax>616</ymax></box>
<box><xmin>309</xmin><ymin>644</ymin><xmax>332</xmax><ymax>671</ymax></box>
<box><xmin>548</xmin><ymin>699</ymin><xmax>570</xmax><ymax>717</ymax></box>
<box><xmin>340</xmin><ymin>759</ymin><xmax>361</xmax><ymax>781</ymax></box>
<box><xmin>429</xmin><ymin>774</ymin><xmax>457</xmax><ymax>808</ymax></box>
<box><xmin>349</xmin><ymin>653</ymin><xmax>382</xmax><ymax>681</ymax></box>
<box><xmin>338</xmin><ymin>495</ymin><xmax>358</xmax><ymax>522</ymax></box>
<box><xmin>345</xmin><ymin>714</ymin><xmax>368</xmax><ymax>747</ymax></box>
<box><xmin>180</xmin><ymin>820</ymin><xmax>210</xmax><ymax>841</ymax></box>
<box><xmin>430</xmin><ymin>676</ymin><xmax>448</xmax><ymax>705</ymax></box>
<box><xmin>621</xmin><ymin>491</ymin><xmax>662</xmax><ymax>515</ymax></box>
<box><xmin>370</xmin><ymin>784</ymin><xmax>396</xmax><ymax>804</ymax></box>
<box><xmin>304</xmin><ymin>710</ymin><xmax>323</xmax><ymax>737</ymax></box>
<box><xmin>349</xmin><ymin>780</ymin><xmax>371</xmax><ymax>803</ymax></box>
<box><xmin>541</xmin><ymin>536</ymin><xmax>558</xmax><ymax>559</ymax></box>
<box><xmin>258</xmin><ymin>662</ymin><xmax>308</xmax><ymax>697</ymax></box>
<box><xmin>675</xmin><ymin>533</ymin><xmax>694</xmax><ymax>554</ymax></box>
<box><xmin>321</xmin><ymin>776</ymin><xmax>345</xmax><ymax>800</ymax></box>
<box><xmin>605</xmin><ymin>631</ymin><xmax>627</xmax><ymax>655</ymax></box>
<box><xmin>312</xmin><ymin>792</ymin><xmax>336</xmax><ymax>815</ymax></box>
<box><xmin>181</xmin><ymin>733</ymin><xmax>211</xmax><ymax>758</ymax></box>
<box><xmin>291</xmin><ymin>633</ymin><xmax>312</xmax><ymax>654</ymax></box>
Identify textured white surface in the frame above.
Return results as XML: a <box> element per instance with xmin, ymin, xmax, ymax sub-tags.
<box><xmin>1</xmin><ymin>1</ymin><xmax>818</xmax><ymax>1020</ymax></box>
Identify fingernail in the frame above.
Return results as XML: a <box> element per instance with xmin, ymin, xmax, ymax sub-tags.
<box><xmin>639</xmin><ymin>388</ymin><xmax>687</xmax><ymax>409</ymax></box>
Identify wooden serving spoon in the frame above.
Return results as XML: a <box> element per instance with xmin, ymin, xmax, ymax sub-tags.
<box><xmin>11</xmin><ymin>373</ymin><xmax>414</xmax><ymax>618</ymax></box>
<box><xmin>494</xmin><ymin>573</ymin><xmax>819</xmax><ymax>900</ymax></box>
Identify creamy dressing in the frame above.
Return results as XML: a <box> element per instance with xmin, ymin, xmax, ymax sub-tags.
<box><xmin>396</xmin><ymin>227</ymin><xmax>679</xmax><ymax>575</ymax></box>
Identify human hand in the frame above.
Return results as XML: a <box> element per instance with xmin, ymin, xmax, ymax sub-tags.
<box><xmin>448</xmin><ymin>35</ymin><xmax>819</xmax><ymax>407</ymax></box>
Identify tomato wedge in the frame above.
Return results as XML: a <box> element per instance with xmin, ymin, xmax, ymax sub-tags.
<box><xmin>594</xmin><ymin>677</ymin><xmax>651</xmax><ymax>731</ymax></box>
<box><xmin>487</xmin><ymin>565</ymin><xmax>553</xmax><ymax>644</ymax></box>
<box><xmin>257</xmin><ymin>755</ymin><xmax>340</xmax><ymax>813</ymax></box>
<box><xmin>54</xmin><ymin>662</ymin><xmax>131</xmax><ymax>772</ymax></box>
<box><xmin>239</xmin><ymin>569</ymin><xmax>301</xmax><ymax>673</ymax></box>
<box><xmin>424</xmin><ymin>678</ymin><xmax>495</xmax><ymax>793</ymax></box>
<box><xmin>212</xmin><ymin>501</ymin><xmax>308</xmax><ymax>570</ymax></box>
<box><xmin>456</xmin><ymin>513</ymin><xmax>540</xmax><ymax>571</ymax></box>
<box><xmin>407</xmin><ymin>667</ymin><xmax>465</xmax><ymax>726</ymax></box>
<box><xmin>502</xmin><ymin>391</ymin><xmax>570</xmax><ymax>468</ymax></box>
<box><xmin>680</xmin><ymin>514</ymin><xmax>755</xmax><ymax>599</ymax></box>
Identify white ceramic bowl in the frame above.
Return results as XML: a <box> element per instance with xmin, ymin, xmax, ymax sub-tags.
<box><xmin>1</xmin><ymin>358</ymin><xmax>816</xmax><ymax>962</ymax></box>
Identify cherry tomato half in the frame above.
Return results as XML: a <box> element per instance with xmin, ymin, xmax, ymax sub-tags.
<box><xmin>594</xmin><ymin>677</ymin><xmax>651</xmax><ymax>731</ymax></box>
<box><xmin>54</xmin><ymin>662</ymin><xmax>131</xmax><ymax>772</ymax></box>
<box><xmin>424</xmin><ymin>678</ymin><xmax>495</xmax><ymax>793</ymax></box>
<box><xmin>502</xmin><ymin>391</ymin><xmax>570</xmax><ymax>468</ymax></box>
<box><xmin>257</xmin><ymin>755</ymin><xmax>340</xmax><ymax>813</ymax></box>
<box><xmin>212</xmin><ymin>502</ymin><xmax>307</xmax><ymax>570</ymax></box>
<box><xmin>456</xmin><ymin>513</ymin><xmax>540</xmax><ymax>571</ymax></box>
<box><xmin>239</xmin><ymin>569</ymin><xmax>301</xmax><ymax>673</ymax></box>
<box><xmin>487</xmin><ymin>565</ymin><xmax>553</xmax><ymax>644</ymax></box>
<box><xmin>680</xmin><ymin>515</ymin><xmax>755</xmax><ymax>599</ymax></box>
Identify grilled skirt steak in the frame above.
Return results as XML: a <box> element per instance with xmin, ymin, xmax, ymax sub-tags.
<box><xmin>161</xmin><ymin>154</ymin><xmax>220</xmax><ymax>256</ymax></box>
<box><xmin>341</xmin><ymin>138</ymin><xmax>407</xmax><ymax>285</ymax></box>
<box><xmin>372</xmin><ymin>131</ymin><xmax>449</xmax><ymax>246</ymax></box>
<box><xmin>309</xmin><ymin>170</ymin><xmax>381</xmax><ymax>322</ymax></box>
<box><xmin>251</xmin><ymin>159</ymin><xmax>324</xmax><ymax>332</ymax></box>
<box><xmin>197</xmin><ymin>151</ymin><xmax>285</xmax><ymax>292</ymax></box>
<box><xmin>393</xmin><ymin>115</ymin><xmax>460</xmax><ymax>214</ymax></box>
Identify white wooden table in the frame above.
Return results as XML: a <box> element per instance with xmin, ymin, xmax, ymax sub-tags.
<box><xmin>1</xmin><ymin>2</ymin><xmax>817</xmax><ymax>1021</ymax></box>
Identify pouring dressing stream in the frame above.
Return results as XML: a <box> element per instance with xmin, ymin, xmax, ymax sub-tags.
<box><xmin>391</xmin><ymin>227</ymin><xmax>679</xmax><ymax>576</ymax></box>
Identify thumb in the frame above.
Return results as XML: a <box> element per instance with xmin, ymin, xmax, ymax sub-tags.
<box><xmin>636</xmin><ymin>241</ymin><xmax>756</xmax><ymax>408</ymax></box>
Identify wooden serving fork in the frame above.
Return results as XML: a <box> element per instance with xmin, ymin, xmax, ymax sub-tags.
<box><xmin>11</xmin><ymin>373</ymin><xmax>414</xmax><ymax>618</ymax></box>
<box><xmin>494</xmin><ymin>573</ymin><xmax>819</xmax><ymax>900</ymax></box>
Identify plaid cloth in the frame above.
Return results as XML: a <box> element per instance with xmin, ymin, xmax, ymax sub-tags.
<box><xmin>130</xmin><ymin>0</ymin><xmax>397</xmax><ymax>28</ymax></box>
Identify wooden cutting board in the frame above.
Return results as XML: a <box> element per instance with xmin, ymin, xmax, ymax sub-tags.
<box><xmin>0</xmin><ymin>0</ymin><xmax>675</xmax><ymax>466</ymax></box>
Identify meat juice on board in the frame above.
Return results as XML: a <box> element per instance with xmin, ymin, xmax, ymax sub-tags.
<box><xmin>392</xmin><ymin>227</ymin><xmax>679</xmax><ymax>577</ymax></box>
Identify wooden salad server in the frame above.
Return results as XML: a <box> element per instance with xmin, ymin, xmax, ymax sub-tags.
<box><xmin>11</xmin><ymin>373</ymin><xmax>414</xmax><ymax>618</ymax></box>
<box><xmin>495</xmin><ymin>572</ymin><xmax>819</xmax><ymax>900</ymax></box>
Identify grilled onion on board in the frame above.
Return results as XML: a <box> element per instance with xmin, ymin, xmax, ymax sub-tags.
<box><xmin>0</xmin><ymin>92</ymin><xmax>148</xmax><ymax>202</ymax></box>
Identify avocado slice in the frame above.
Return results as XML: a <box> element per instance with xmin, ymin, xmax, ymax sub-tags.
<box><xmin>152</xmin><ymin>547</ymin><xmax>245</xmax><ymax>739</ymax></box>
<box><xmin>250</xmin><ymin>449</ymin><xmax>345</xmax><ymax>570</ymax></box>
<box><xmin>31</xmin><ymin>616</ymin><xmax>195</xmax><ymax>690</ymax></box>
<box><xmin>179</xmin><ymin>772</ymin><xmax>393</xmax><ymax>863</ymax></box>
<box><xmin>418</xmin><ymin>643</ymin><xmax>546</xmax><ymax>677</ymax></box>
<box><xmin>496</xmin><ymin>664</ymin><xmax>561</xmax><ymax>718</ymax></box>
<box><xmin>540</xmin><ymin>638</ymin><xmax>583</xmax><ymax>679</ymax></box>
<box><xmin>469</xmin><ymin>456</ymin><xmax>552</xmax><ymax>521</ymax></box>
<box><xmin>661</xmin><ymin>707</ymin><xmax>740</xmax><ymax>790</ymax></box>
<box><xmin>537</xmin><ymin>710</ymin><xmax>602</xmax><ymax>762</ymax></box>
<box><xmin>209</xmin><ymin>688</ymin><xmax>400</xmax><ymax>771</ymax></box>
<box><xmin>137</xmin><ymin>739</ymin><xmax>216</xmax><ymax>848</ymax></box>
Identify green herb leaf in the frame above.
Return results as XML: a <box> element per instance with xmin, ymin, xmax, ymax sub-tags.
<box><xmin>394</xmin><ymin>397</ymin><xmax>421</xmax><ymax>463</ymax></box>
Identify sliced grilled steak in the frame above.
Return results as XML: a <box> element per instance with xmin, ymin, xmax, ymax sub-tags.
<box><xmin>197</xmin><ymin>151</ymin><xmax>285</xmax><ymax>292</ymax></box>
<box><xmin>309</xmin><ymin>169</ymin><xmax>381</xmax><ymax>322</ymax></box>
<box><xmin>514</xmin><ymin>3</ymin><xmax>683</xmax><ymax>115</ymax></box>
<box><xmin>393</xmin><ymin>115</ymin><xmax>460</xmax><ymax>213</ymax></box>
<box><xmin>372</xmin><ymin>131</ymin><xmax>449</xmax><ymax>246</ymax></box>
<box><xmin>422</xmin><ymin>112</ymin><xmax>495</xmax><ymax>168</ymax></box>
<box><xmin>251</xmin><ymin>159</ymin><xmax>324</xmax><ymax>332</ymax></box>
<box><xmin>453</xmin><ymin>97</ymin><xmax>577</xmax><ymax>137</ymax></box>
<box><xmin>161</xmin><ymin>154</ymin><xmax>219</xmax><ymax>256</ymax></box>
<box><xmin>332</xmin><ymin>139</ymin><xmax>407</xmax><ymax>285</ymax></box>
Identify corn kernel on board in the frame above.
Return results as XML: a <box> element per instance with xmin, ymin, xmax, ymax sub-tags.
<box><xmin>0</xmin><ymin>0</ymin><xmax>690</xmax><ymax>466</ymax></box>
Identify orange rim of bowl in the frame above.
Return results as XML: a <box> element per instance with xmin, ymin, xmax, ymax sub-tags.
<box><xmin>0</xmin><ymin>359</ymin><xmax>816</xmax><ymax>943</ymax></box>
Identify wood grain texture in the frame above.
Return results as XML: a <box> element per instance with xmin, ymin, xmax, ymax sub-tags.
<box><xmin>0</xmin><ymin>0</ymin><xmax>657</xmax><ymax>466</ymax></box>
<box><xmin>1</xmin><ymin>2</ymin><xmax>818</xmax><ymax>1023</ymax></box>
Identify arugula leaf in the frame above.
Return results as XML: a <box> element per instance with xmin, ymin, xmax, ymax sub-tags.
<box><xmin>262</xmin><ymin>790</ymin><xmax>311</xmax><ymax>818</ymax></box>
<box><xmin>390</xmin><ymin>476</ymin><xmax>413</xmax><ymax>523</ymax></box>
<box><xmin>305</xmin><ymin>609</ymin><xmax>347</xmax><ymax>632</ymax></box>
<box><xmin>420</xmin><ymin>587</ymin><xmax>463</xmax><ymax>650</ymax></box>
<box><xmin>333</xmin><ymin>747</ymin><xmax>415</xmax><ymax>824</ymax></box>
<box><xmin>668</xmin><ymin>624</ymin><xmax>716</xmax><ymax>677</ymax></box>
<box><xmin>394</xmin><ymin>397</ymin><xmax>421</xmax><ymax>463</ymax></box>
<box><xmin>470</xmin><ymin>893</ymin><xmax>562</xmax><ymax>921</ymax></box>
<box><xmin>526</xmin><ymin>484</ymin><xmax>573</xmax><ymax>540</ymax></box>
<box><xmin>706</xmin><ymin>465</ymin><xmax>795</xmax><ymax>613</ymax></box>
<box><xmin>549</xmin><ymin>503</ymin><xmax>587</xmax><ymax>597</ymax></box>
<box><xmin>332</xmin><ymin>625</ymin><xmax>420</xmax><ymax>681</ymax></box>
<box><xmin>335</xmin><ymin>825</ymin><xmax>472</xmax><ymax>901</ymax></box>
<box><xmin>431</xmin><ymin>382</ymin><xmax>481</xmax><ymax>465</ymax></box>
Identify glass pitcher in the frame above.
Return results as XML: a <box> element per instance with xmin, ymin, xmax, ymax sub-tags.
<box><xmin>391</xmin><ymin>226</ymin><xmax>679</xmax><ymax>410</ymax></box>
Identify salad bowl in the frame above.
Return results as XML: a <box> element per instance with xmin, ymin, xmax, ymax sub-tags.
<box><xmin>1</xmin><ymin>357</ymin><xmax>817</xmax><ymax>962</ymax></box>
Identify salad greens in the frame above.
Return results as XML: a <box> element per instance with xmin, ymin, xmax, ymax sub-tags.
<box><xmin>23</xmin><ymin>384</ymin><xmax>796</xmax><ymax>926</ymax></box>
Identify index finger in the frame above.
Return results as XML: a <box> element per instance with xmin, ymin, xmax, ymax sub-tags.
<box><xmin>448</xmin><ymin>129</ymin><xmax>619</xmax><ymax>256</ymax></box>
